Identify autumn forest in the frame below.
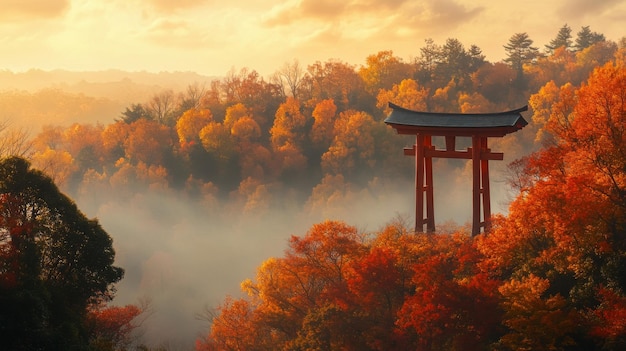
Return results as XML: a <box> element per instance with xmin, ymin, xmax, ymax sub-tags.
<box><xmin>2</xmin><ymin>25</ymin><xmax>626</xmax><ymax>350</ymax></box>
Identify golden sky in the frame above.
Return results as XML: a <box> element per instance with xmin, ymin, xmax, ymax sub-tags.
<box><xmin>1</xmin><ymin>0</ymin><xmax>625</xmax><ymax>77</ymax></box>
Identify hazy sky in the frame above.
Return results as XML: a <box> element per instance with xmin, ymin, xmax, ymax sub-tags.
<box><xmin>2</xmin><ymin>0</ymin><xmax>625</xmax><ymax>77</ymax></box>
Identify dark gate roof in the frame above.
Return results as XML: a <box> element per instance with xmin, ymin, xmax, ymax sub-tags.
<box><xmin>384</xmin><ymin>102</ymin><xmax>528</xmax><ymax>137</ymax></box>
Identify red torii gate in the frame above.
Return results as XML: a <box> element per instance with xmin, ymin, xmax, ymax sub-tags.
<box><xmin>384</xmin><ymin>103</ymin><xmax>528</xmax><ymax>236</ymax></box>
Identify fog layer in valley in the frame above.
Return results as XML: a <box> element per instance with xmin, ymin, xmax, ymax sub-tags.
<box><xmin>70</xmin><ymin>157</ymin><xmax>515</xmax><ymax>347</ymax></box>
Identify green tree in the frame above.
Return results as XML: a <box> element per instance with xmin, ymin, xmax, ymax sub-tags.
<box><xmin>438</xmin><ymin>38</ymin><xmax>475</xmax><ymax>87</ymax></box>
<box><xmin>468</xmin><ymin>44</ymin><xmax>487</xmax><ymax>71</ymax></box>
<box><xmin>0</xmin><ymin>157</ymin><xmax>124</xmax><ymax>350</ymax></box>
<box><xmin>575</xmin><ymin>26</ymin><xmax>606</xmax><ymax>51</ymax></box>
<box><xmin>504</xmin><ymin>32</ymin><xmax>540</xmax><ymax>86</ymax></box>
<box><xmin>415</xmin><ymin>38</ymin><xmax>484</xmax><ymax>91</ymax></box>
<box><xmin>118</xmin><ymin>103</ymin><xmax>151</xmax><ymax>124</ymax></box>
<box><xmin>415</xmin><ymin>38</ymin><xmax>442</xmax><ymax>85</ymax></box>
<box><xmin>546</xmin><ymin>24</ymin><xmax>573</xmax><ymax>53</ymax></box>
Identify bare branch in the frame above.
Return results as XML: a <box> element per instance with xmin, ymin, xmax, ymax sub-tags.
<box><xmin>0</xmin><ymin>120</ymin><xmax>34</xmax><ymax>159</ymax></box>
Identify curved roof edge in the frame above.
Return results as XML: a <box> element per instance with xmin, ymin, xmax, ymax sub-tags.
<box><xmin>388</xmin><ymin>102</ymin><xmax>528</xmax><ymax>116</ymax></box>
<box><xmin>384</xmin><ymin>102</ymin><xmax>529</xmax><ymax>134</ymax></box>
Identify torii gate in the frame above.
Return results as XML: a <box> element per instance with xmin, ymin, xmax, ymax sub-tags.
<box><xmin>384</xmin><ymin>103</ymin><xmax>528</xmax><ymax>236</ymax></box>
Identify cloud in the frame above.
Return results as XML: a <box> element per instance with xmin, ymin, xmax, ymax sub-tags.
<box><xmin>134</xmin><ymin>3</ymin><xmax>252</xmax><ymax>51</ymax></box>
<box><xmin>296</xmin><ymin>0</ymin><xmax>348</xmax><ymax>19</ymax></box>
<box><xmin>429</xmin><ymin>0</ymin><xmax>483</xmax><ymax>26</ymax></box>
<box><xmin>0</xmin><ymin>0</ymin><xmax>69</xmax><ymax>20</ymax></box>
<box><xmin>382</xmin><ymin>0</ymin><xmax>483</xmax><ymax>38</ymax></box>
<box><xmin>557</xmin><ymin>0</ymin><xmax>623</xmax><ymax>18</ymax></box>
<box><xmin>146</xmin><ymin>0</ymin><xmax>212</xmax><ymax>13</ymax></box>
<box><xmin>147</xmin><ymin>18</ymin><xmax>192</xmax><ymax>36</ymax></box>
<box><xmin>264</xmin><ymin>0</ymin><xmax>480</xmax><ymax>26</ymax></box>
<box><xmin>263</xmin><ymin>0</ymin><xmax>399</xmax><ymax>26</ymax></box>
<box><xmin>263</xmin><ymin>0</ymin><xmax>482</xmax><ymax>46</ymax></box>
<box><xmin>139</xmin><ymin>17</ymin><xmax>215</xmax><ymax>49</ymax></box>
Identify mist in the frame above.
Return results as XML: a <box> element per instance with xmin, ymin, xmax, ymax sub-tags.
<box><xmin>68</xmin><ymin>154</ymin><xmax>517</xmax><ymax>349</ymax></box>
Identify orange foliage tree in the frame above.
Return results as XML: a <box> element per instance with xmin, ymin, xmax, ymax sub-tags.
<box><xmin>479</xmin><ymin>61</ymin><xmax>626</xmax><ymax>349</ymax></box>
<box><xmin>269</xmin><ymin>97</ymin><xmax>308</xmax><ymax>174</ymax></box>
<box><xmin>86</xmin><ymin>304</ymin><xmax>145</xmax><ymax>350</ymax></box>
<box><xmin>198</xmin><ymin>220</ymin><xmax>502</xmax><ymax>351</ymax></box>
<box><xmin>396</xmin><ymin>233</ymin><xmax>501</xmax><ymax>351</ymax></box>
<box><xmin>321</xmin><ymin>110</ymin><xmax>378</xmax><ymax>176</ymax></box>
<box><xmin>359</xmin><ymin>50</ymin><xmax>415</xmax><ymax>95</ymax></box>
<box><xmin>310</xmin><ymin>99</ymin><xmax>337</xmax><ymax>150</ymax></box>
<box><xmin>125</xmin><ymin>119</ymin><xmax>173</xmax><ymax>166</ymax></box>
<box><xmin>196</xmin><ymin>296</ymin><xmax>273</xmax><ymax>351</ymax></box>
<box><xmin>176</xmin><ymin>108</ymin><xmax>213</xmax><ymax>146</ymax></box>
<box><xmin>376</xmin><ymin>79</ymin><xmax>429</xmax><ymax>114</ymax></box>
